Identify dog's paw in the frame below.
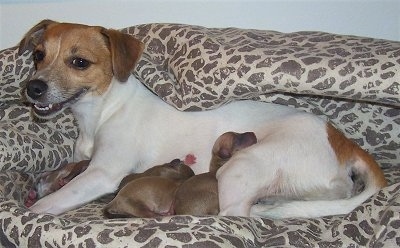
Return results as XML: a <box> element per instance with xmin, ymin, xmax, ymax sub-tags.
<box><xmin>29</xmin><ymin>197</ymin><xmax>61</xmax><ymax>214</ymax></box>
<box><xmin>29</xmin><ymin>192</ymin><xmax>76</xmax><ymax>215</ymax></box>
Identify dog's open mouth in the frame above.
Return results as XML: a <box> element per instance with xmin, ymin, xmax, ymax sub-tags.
<box><xmin>32</xmin><ymin>88</ymin><xmax>88</xmax><ymax>118</ymax></box>
<box><xmin>33</xmin><ymin>102</ymin><xmax>64</xmax><ymax>116</ymax></box>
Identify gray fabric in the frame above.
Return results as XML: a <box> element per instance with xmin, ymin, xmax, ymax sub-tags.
<box><xmin>0</xmin><ymin>24</ymin><xmax>399</xmax><ymax>247</ymax></box>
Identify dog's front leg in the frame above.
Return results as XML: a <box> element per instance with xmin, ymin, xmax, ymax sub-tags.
<box><xmin>30</xmin><ymin>162</ymin><xmax>128</xmax><ymax>215</ymax></box>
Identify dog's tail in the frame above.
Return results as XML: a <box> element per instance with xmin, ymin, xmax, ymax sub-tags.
<box><xmin>250</xmin><ymin>124</ymin><xmax>387</xmax><ymax>219</ymax></box>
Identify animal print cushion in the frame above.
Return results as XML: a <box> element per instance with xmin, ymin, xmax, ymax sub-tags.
<box><xmin>128</xmin><ymin>24</ymin><xmax>400</xmax><ymax>168</ymax></box>
<box><xmin>0</xmin><ymin>23</ymin><xmax>399</xmax><ymax>247</ymax></box>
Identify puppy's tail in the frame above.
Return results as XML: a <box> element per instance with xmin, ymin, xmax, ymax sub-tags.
<box><xmin>250</xmin><ymin>124</ymin><xmax>387</xmax><ymax>219</ymax></box>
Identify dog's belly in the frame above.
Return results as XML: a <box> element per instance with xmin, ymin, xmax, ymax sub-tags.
<box><xmin>74</xmin><ymin>78</ymin><xmax>303</xmax><ymax>175</ymax></box>
<box><xmin>126</xmin><ymin>100</ymin><xmax>301</xmax><ymax>174</ymax></box>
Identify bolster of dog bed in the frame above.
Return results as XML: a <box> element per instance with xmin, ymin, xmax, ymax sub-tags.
<box><xmin>0</xmin><ymin>23</ymin><xmax>399</xmax><ymax>247</ymax></box>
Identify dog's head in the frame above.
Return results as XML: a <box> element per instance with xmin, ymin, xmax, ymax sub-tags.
<box><xmin>18</xmin><ymin>20</ymin><xmax>144</xmax><ymax>119</ymax></box>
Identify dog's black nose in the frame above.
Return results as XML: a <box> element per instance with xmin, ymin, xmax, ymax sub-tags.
<box><xmin>26</xmin><ymin>79</ymin><xmax>48</xmax><ymax>99</ymax></box>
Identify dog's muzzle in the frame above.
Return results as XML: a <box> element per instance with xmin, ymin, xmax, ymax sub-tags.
<box><xmin>25</xmin><ymin>79</ymin><xmax>88</xmax><ymax>119</ymax></box>
<box><xmin>26</xmin><ymin>79</ymin><xmax>48</xmax><ymax>100</ymax></box>
<box><xmin>25</xmin><ymin>79</ymin><xmax>63</xmax><ymax>118</ymax></box>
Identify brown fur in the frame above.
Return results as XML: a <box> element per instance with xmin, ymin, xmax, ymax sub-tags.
<box><xmin>101</xmin><ymin>29</ymin><xmax>144</xmax><ymax>82</ymax></box>
<box><xmin>60</xmin><ymin>160</ymin><xmax>91</xmax><ymax>184</ymax></box>
<box><xmin>327</xmin><ymin>123</ymin><xmax>387</xmax><ymax>187</ymax></box>
<box><xmin>104</xmin><ymin>132</ymin><xmax>257</xmax><ymax>217</ymax></box>
<box><xmin>25</xmin><ymin>159</ymin><xmax>90</xmax><ymax>207</ymax></box>
<box><xmin>18</xmin><ymin>20</ymin><xmax>143</xmax><ymax>99</ymax></box>
<box><xmin>174</xmin><ymin>132</ymin><xmax>257</xmax><ymax>215</ymax></box>
<box><xmin>103</xmin><ymin>159</ymin><xmax>194</xmax><ymax>218</ymax></box>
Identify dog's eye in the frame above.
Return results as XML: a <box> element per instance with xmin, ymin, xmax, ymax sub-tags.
<box><xmin>71</xmin><ymin>58</ymin><xmax>90</xmax><ymax>70</ymax></box>
<box><xmin>32</xmin><ymin>50</ymin><xmax>45</xmax><ymax>63</ymax></box>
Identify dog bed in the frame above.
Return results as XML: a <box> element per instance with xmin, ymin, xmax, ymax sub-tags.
<box><xmin>1</xmin><ymin>23</ymin><xmax>399</xmax><ymax>247</ymax></box>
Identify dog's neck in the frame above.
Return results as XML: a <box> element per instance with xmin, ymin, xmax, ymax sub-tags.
<box><xmin>71</xmin><ymin>76</ymin><xmax>147</xmax><ymax>140</ymax></box>
<box><xmin>71</xmin><ymin>75</ymin><xmax>169</xmax><ymax>161</ymax></box>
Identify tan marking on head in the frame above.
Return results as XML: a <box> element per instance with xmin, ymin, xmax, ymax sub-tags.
<box><xmin>101</xmin><ymin>29</ymin><xmax>144</xmax><ymax>82</ymax></box>
<box><xmin>19</xmin><ymin>20</ymin><xmax>144</xmax><ymax>98</ymax></box>
<box><xmin>18</xmin><ymin>19</ymin><xmax>56</xmax><ymax>55</ymax></box>
<box><xmin>327</xmin><ymin>123</ymin><xmax>387</xmax><ymax>187</ymax></box>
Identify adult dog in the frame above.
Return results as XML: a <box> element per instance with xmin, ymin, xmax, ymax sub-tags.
<box><xmin>19</xmin><ymin>20</ymin><xmax>387</xmax><ymax>218</ymax></box>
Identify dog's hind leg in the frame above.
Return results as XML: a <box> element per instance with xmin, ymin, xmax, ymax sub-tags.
<box><xmin>216</xmin><ymin>151</ymin><xmax>278</xmax><ymax>217</ymax></box>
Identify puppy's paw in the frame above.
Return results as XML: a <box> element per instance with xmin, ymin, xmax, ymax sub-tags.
<box><xmin>24</xmin><ymin>189</ymin><xmax>38</xmax><ymax>208</ymax></box>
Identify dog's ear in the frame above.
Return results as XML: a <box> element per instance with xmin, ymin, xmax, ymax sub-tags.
<box><xmin>101</xmin><ymin>29</ymin><xmax>144</xmax><ymax>82</ymax></box>
<box><xmin>18</xmin><ymin>19</ymin><xmax>57</xmax><ymax>55</ymax></box>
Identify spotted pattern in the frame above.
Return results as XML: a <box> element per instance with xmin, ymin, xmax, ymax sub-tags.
<box><xmin>0</xmin><ymin>24</ymin><xmax>399</xmax><ymax>247</ymax></box>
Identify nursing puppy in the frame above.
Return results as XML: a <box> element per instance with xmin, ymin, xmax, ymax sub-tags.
<box><xmin>25</xmin><ymin>160</ymin><xmax>90</xmax><ymax>207</ymax></box>
<box><xmin>117</xmin><ymin>155</ymin><xmax>196</xmax><ymax>190</ymax></box>
<box><xmin>175</xmin><ymin>131</ymin><xmax>257</xmax><ymax>215</ymax></box>
<box><xmin>19</xmin><ymin>20</ymin><xmax>387</xmax><ymax>218</ymax></box>
<box><xmin>104</xmin><ymin>159</ymin><xmax>194</xmax><ymax>218</ymax></box>
<box><xmin>106</xmin><ymin>132</ymin><xmax>256</xmax><ymax>217</ymax></box>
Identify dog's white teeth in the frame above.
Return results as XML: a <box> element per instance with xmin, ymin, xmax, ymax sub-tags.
<box><xmin>34</xmin><ymin>104</ymin><xmax>52</xmax><ymax>111</ymax></box>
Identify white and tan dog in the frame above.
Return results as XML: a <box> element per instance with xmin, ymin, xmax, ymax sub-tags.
<box><xmin>19</xmin><ymin>20</ymin><xmax>387</xmax><ymax>218</ymax></box>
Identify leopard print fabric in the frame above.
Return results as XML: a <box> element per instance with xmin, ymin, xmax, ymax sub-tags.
<box><xmin>129</xmin><ymin>24</ymin><xmax>400</xmax><ymax>109</ymax></box>
<box><xmin>0</xmin><ymin>23</ymin><xmax>399</xmax><ymax>247</ymax></box>
<box><xmin>128</xmin><ymin>24</ymin><xmax>400</xmax><ymax>168</ymax></box>
<box><xmin>1</xmin><ymin>179</ymin><xmax>399</xmax><ymax>247</ymax></box>
<box><xmin>0</xmin><ymin>48</ymin><xmax>77</xmax><ymax>173</ymax></box>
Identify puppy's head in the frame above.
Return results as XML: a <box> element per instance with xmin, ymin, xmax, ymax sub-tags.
<box><xmin>19</xmin><ymin>19</ymin><xmax>144</xmax><ymax>119</ymax></box>
<box><xmin>118</xmin><ymin>159</ymin><xmax>195</xmax><ymax>190</ymax></box>
<box><xmin>146</xmin><ymin>159</ymin><xmax>195</xmax><ymax>181</ymax></box>
<box><xmin>210</xmin><ymin>132</ymin><xmax>257</xmax><ymax>173</ymax></box>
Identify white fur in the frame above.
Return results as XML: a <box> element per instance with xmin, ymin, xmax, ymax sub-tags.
<box><xmin>29</xmin><ymin>75</ymin><xmax>379</xmax><ymax>218</ymax></box>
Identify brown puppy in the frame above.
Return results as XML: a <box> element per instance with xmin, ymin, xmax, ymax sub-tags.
<box><xmin>174</xmin><ymin>131</ymin><xmax>257</xmax><ymax>215</ymax></box>
<box><xmin>104</xmin><ymin>159</ymin><xmax>194</xmax><ymax>218</ymax></box>
<box><xmin>25</xmin><ymin>160</ymin><xmax>90</xmax><ymax>207</ymax></box>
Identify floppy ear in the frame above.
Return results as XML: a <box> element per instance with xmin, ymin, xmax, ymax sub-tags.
<box><xmin>18</xmin><ymin>19</ymin><xmax>57</xmax><ymax>55</ymax></box>
<box><xmin>234</xmin><ymin>132</ymin><xmax>257</xmax><ymax>150</ymax></box>
<box><xmin>101</xmin><ymin>29</ymin><xmax>144</xmax><ymax>82</ymax></box>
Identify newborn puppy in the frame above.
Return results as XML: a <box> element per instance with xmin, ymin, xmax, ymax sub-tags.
<box><xmin>117</xmin><ymin>156</ymin><xmax>195</xmax><ymax>190</ymax></box>
<box><xmin>25</xmin><ymin>160</ymin><xmax>90</xmax><ymax>207</ymax></box>
<box><xmin>174</xmin><ymin>131</ymin><xmax>257</xmax><ymax>215</ymax></box>
<box><xmin>104</xmin><ymin>159</ymin><xmax>194</xmax><ymax>218</ymax></box>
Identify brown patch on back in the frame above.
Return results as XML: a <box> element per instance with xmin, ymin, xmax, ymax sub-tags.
<box><xmin>327</xmin><ymin>123</ymin><xmax>387</xmax><ymax>187</ymax></box>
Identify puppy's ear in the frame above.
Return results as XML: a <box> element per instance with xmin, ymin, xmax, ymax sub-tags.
<box><xmin>101</xmin><ymin>29</ymin><xmax>144</xmax><ymax>82</ymax></box>
<box><xmin>18</xmin><ymin>19</ymin><xmax>56</xmax><ymax>55</ymax></box>
<box><xmin>234</xmin><ymin>132</ymin><xmax>257</xmax><ymax>151</ymax></box>
<box><xmin>218</xmin><ymin>148</ymin><xmax>232</xmax><ymax>160</ymax></box>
